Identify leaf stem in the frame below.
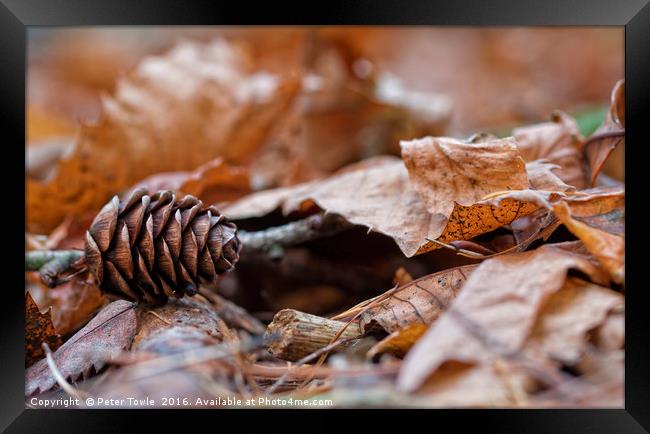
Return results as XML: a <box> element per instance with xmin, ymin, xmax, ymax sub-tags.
<box><xmin>581</xmin><ymin>129</ymin><xmax>625</xmax><ymax>150</ymax></box>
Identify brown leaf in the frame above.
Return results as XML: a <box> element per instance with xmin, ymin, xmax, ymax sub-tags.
<box><xmin>392</xmin><ymin>267</ymin><xmax>413</xmax><ymax>287</ymax></box>
<box><xmin>513</xmin><ymin>111</ymin><xmax>586</xmax><ymax>189</ymax></box>
<box><xmin>522</xmin><ymin>277</ymin><xmax>623</xmax><ymax>365</ymax></box>
<box><xmin>525</xmin><ymin>160</ymin><xmax>573</xmax><ymax>192</ymax></box>
<box><xmin>400</xmin><ymin>136</ymin><xmax>528</xmax><ymax>217</ymax></box>
<box><xmin>562</xmin><ymin>186</ymin><xmax>624</xmax><ymax>235</ymax></box>
<box><xmin>133</xmin><ymin>157</ymin><xmax>251</xmax><ymax>205</ymax></box>
<box><xmin>553</xmin><ymin>201</ymin><xmax>624</xmax><ymax>284</ymax></box>
<box><xmin>46</xmin><ymin>278</ymin><xmax>107</xmax><ymax>336</ymax></box>
<box><xmin>89</xmin><ymin>326</ymin><xmax>221</xmax><ymax>405</ymax></box>
<box><xmin>25</xmin><ymin>292</ymin><xmax>62</xmax><ymax>367</ymax></box>
<box><xmin>26</xmin><ymin>300</ymin><xmax>136</xmax><ymax>396</ymax></box>
<box><xmin>225</xmin><ymin>157</ymin><xmax>538</xmax><ymax>257</ymax></box>
<box><xmin>584</xmin><ymin>79</ymin><xmax>624</xmax><ymax>186</ymax></box>
<box><xmin>360</xmin><ymin>265</ymin><xmax>477</xmax><ymax>333</ymax></box>
<box><xmin>27</xmin><ymin>40</ymin><xmax>300</xmax><ymax>233</ymax></box>
<box><xmin>530</xmin><ymin>350</ymin><xmax>623</xmax><ymax>407</ymax></box>
<box><xmin>131</xmin><ymin>295</ymin><xmax>227</xmax><ymax>351</ymax></box>
<box><xmin>592</xmin><ymin>309</ymin><xmax>624</xmax><ymax>352</ymax></box>
<box><xmin>367</xmin><ymin>323</ymin><xmax>428</xmax><ymax>359</ymax></box>
<box><xmin>397</xmin><ymin>242</ymin><xmax>609</xmax><ymax>392</ymax></box>
<box><xmin>417</xmin><ymin>360</ymin><xmax>530</xmax><ymax>407</ymax></box>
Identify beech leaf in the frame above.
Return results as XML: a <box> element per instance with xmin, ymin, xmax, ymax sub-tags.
<box><xmin>584</xmin><ymin>79</ymin><xmax>624</xmax><ymax>186</ymax></box>
<box><xmin>397</xmin><ymin>241</ymin><xmax>609</xmax><ymax>392</ymax></box>
<box><xmin>513</xmin><ymin>111</ymin><xmax>586</xmax><ymax>189</ymax></box>
<box><xmin>225</xmin><ymin>157</ymin><xmax>539</xmax><ymax>257</ymax></box>
<box><xmin>27</xmin><ymin>40</ymin><xmax>300</xmax><ymax>233</ymax></box>
<box><xmin>360</xmin><ymin>265</ymin><xmax>477</xmax><ymax>333</ymax></box>
<box><xmin>26</xmin><ymin>300</ymin><xmax>136</xmax><ymax>396</ymax></box>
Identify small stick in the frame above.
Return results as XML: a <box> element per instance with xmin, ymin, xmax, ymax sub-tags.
<box><xmin>264</xmin><ymin>309</ymin><xmax>363</xmax><ymax>362</ymax></box>
<box><xmin>238</xmin><ymin>213</ymin><xmax>353</xmax><ymax>255</ymax></box>
<box><xmin>42</xmin><ymin>343</ymin><xmax>90</xmax><ymax>402</ymax></box>
<box><xmin>25</xmin><ymin>249</ymin><xmax>85</xmax><ymax>288</ymax></box>
<box><xmin>265</xmin><ymin>336</ymin><xmax>359</xmax><ymax>395</ymax></box>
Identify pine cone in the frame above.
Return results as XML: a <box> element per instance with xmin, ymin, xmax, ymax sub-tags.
<box><xmin>84</xmin><ymin>188</ymin><xmax>241</xmax><ymax>303</ymax></box>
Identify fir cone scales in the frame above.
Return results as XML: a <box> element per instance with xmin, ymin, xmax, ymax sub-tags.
<box><xmin>84</xmin><ymin>188</ymin><xmax>241</xmax><ymax>303</ymax></box>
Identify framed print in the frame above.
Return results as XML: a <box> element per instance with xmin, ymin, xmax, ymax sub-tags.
<box><xmin>2</xmin><ymin>0</ymin><xmax>649</xmax><ymax>431</ymax></box>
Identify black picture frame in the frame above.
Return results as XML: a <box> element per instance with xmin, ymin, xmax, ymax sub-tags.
<box><xmin>3</xmin><ymin>0</ymin><xmax>648</xmax><ymax>431</ymax></box>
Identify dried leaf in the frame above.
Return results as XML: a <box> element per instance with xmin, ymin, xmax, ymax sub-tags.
<box><xmin>530</xmin><ymin>350</ymin><xmax>623</xmax><ymax>407</ymax></box>
<box><xmin>592</xmin><ymin>309</ymin><xmax>624</xmax><ymax>352</ymax></box>
<box><xmin>367</xmin><ymin>323</ymin><xmax>428</xmax><ymax>359</ymax></box>
<box><xmin>392</xmin><ymin>267</ymin><xmax>413</xmax><ymax>287</ymax></box>
<box><xmin>397</xmin><ymin>242</ymin><xmax>609</xmax><ymax>392</ymax></box>
<box><xmin>360</xmin><ymin>265</ymin><xmax>477</xmax><ymax>333</ymax></box>
<box><xmin>225</xmin><ymin>157</ymin><xmax>538</xmax><ymax>257</ymax></box>
<box><xmin>46</xmin><ymin>278</ymin><xmax>107</xmax><ymax>336</ymax></box>
<box><xmin>417</xmin><ymin>360</ymin><xmax>529</xmax><ymax>407</ymax></box>
<box><xmin>525</xmin><ymin>160</ymin><xmax>573</xmax><ymax>192</ymax></box>
<box><xmin>27</xmin><ymin>40</ymin><xmax>300</xmax><ymax>233</ymax></box>
<box><xmin>513</xmin><ymin>111</ymin><xmax>586</xmax><ymax>189</ymax></box>
<box><xmin>584</xmin><ymin>80</ymin><xmax>624</xmax><ymax>186</ymax></box>
<box><xmin>562</xmin><ymin>186</ymin><xmax>624</xmax><ymax>235</ymax></box>
<box><xmin>25</xmin><ymin>292</ymin><xmax>62</xmax><ymax>367</ymax></box>
<box><xmin>133</xmin><ymin>158</ymin><xmax>251</xmax><ymax>205</ymax></box>
<box><xmin>400</xmin><ymin>136</ymin><xmax>528</xmax><ymax>217</ymax></box>
<box><xmin>27</xmin><ymin>106</ymin><xmax>77</xmax><ymax>143</ymax></box>
<box><xmin>522</xmin><ymin>277</ymin><xmax>623</xmax><ymax>365</ymax></box>
<box><xmin>90</xmin><ymin>327</ymin><xmax>221</xmax><ymax>405</ymax></box>
<box><xmin>26</xmin><ymin>300</ymin><xmax>136</xmax><ymax>396</ymax></box>
<box><xmin>131</xmin><ymin>296</ymin><xmax>226</xmax><ymax>351</ymax></box>
<box><xmin>553</xmin><ymin>201</ymin><xmax>624</xmax><ymax>284</ymax></box>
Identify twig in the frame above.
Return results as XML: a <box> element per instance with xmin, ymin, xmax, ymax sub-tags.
<box><xmin>264</xmin><ymin>309</ymin><xmax>363</xmax><ymax>361</ymax></box>
<box><xmin>42</xmin><ymin>343</ymin><xmax>90</xmax><ymax>402</ymax></box>
<box><xmin>265</xmin><ymin>336</ymin><xmax>360</xmax><ymax>395</ymax></box>
<box><xmin>25</xmin><ymin>249</ymin><xmax>85</xmax><ymax>288</ymax></box>
<box><xmin>238</xmin><ymin>213</ymin><xmax>354</xmax><ymax>256</ymax></box>
<box><xmin>293</xmin><ymin>283</ymin><xmax>401</xmax><ymax>391</ymax></box>
<box><xmin>146</xmin><ymin>311</ymin><xmax>171</xmax><ymax>325</ymax></box>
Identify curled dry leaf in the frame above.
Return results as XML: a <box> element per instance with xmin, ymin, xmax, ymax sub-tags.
<box><xmin>522</xmin><ymin>277</ymin><xmax>623</xmax><ymax>366</ymax></box>
<box><xmin>553</xmin><ymin>201</ymin><xmax>624</xmax><ymax>284</ymax></box>
<box><xmin>360</xmin><ymin>265</ymin><xmax>477</xmax><ymax>334</ymax></box>
<box><xmin>25</xmin><ymin>292</ymin><xmax>62</xmax><ymax>367</ymax></box>
<box><xmin>133</xmin><ymin>158</ymin><xmax>251</xmax><ymax>206</ymax></box>
<box><xmin>392</xmin><ymin>267</ymin><xmax>413</xmax><ymax>287</ymax></box>
<box><xmin>525</xmin><ymin>160</ymin><xmax>573</xmax><ymax>192</ymax></box>
<box><xmin>584</xmin><ymin>80</ymin><xmax>624</xmax><ymax>186</ymax></box>
<box><xmin>26</xmin><ymin>300</ymin><xmax>136</xmax><ymax>396</ymax></box>
<box><xmin>513</xmin><ymin>111</ymin><xmax>586</xmax><ymax>189</ymax></box>
<box><xmin>397</xmin><ymin>241</ymin><xmax>609</xmax><ymax>393</ymax></box>
<box><xmin>561</xmin><ymin>186</ymin><xmax>624</xmax><ymax>235</ymax></box>
<box><xmin>225</xmin><ymin>156</ymin><xmax>538</xmax><ymax>257</ymax></box>
<box><xmin>27</xmin><ymin>40</ymin><xmax>300</xmax><ymax>233</ymax></box>
<box><xmin>367</xmin><ymin>323</ymin><xmax>428</xmax><ymax>359</ymax></box>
